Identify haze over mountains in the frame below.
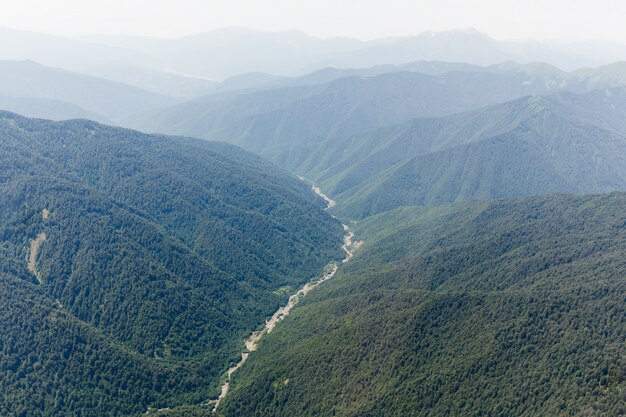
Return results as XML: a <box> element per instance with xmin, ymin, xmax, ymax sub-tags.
<box><xmin>124</xmin><ymin>62</ymin><xmax>626</xmax><ymax>218</ymax></box>
<box><xmin>3</xmin><ymin>26</ymin><xmax>626</xmax><ymax>82</ymax></box>
<box><xmin>310</xmin><ymin>89</ymin><xmax>626</xmax><ymax>217</ymax></box>
<box><xmin>124</xmin><ymin>69</ymin><xmax>552</xmax><ymax>142</ymax></box>
<box><xmin>1</xmin><ymin>21</ymin><xmax>626</xmax><ymax>417</ymax></box>
<box><xmin>0</xmin><ymin>60</ymin><xmax>179</xmax><ymax>121</ymax></box>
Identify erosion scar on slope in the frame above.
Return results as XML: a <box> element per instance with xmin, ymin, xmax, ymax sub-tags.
<box><xmin>207</xmin><ymin>183</ymin><xmax>352</xmax><ymax>413</ymax></box>
<box><xmin>28</xmin><ymin>232</ymin><xmax>46</xmax><ymax>284</ymax></box>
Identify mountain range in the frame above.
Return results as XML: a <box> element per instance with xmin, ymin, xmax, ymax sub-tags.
<box><xmin>3</xmin><ymin>26</ymin><xmax>626</xmax><ymax>81</ymax></box>
<box><xmin>309</xmin><ymin>88</ymin><xmax>626</xmax><ymax>217</ymax></box>
<box><xmin>1</xmin><ymin>23</ymin><xmax>626</xmax><ymax>417</ymax></box>
<box><xmin>124</xmin><ymin>68</ymin><xmax>553</xmax><ymax>144</ymax></box>
<box><xmin>0</xmin><ymin>60</ymin><xmax>179</xmax><ymax>121</ymax></box>
<box><xmin>123</xmin><ymin>64</ymin><xmax>626</xmax><ymax>219</ymax></box>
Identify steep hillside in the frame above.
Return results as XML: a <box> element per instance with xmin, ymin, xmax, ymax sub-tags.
<box><xmin>0</xmin><ymin>273</ymin><xmax>201</xmax><ymax>416</ymax></box>
<box><xmin>0</xmin><ymin>111</ymin><xmax>344</xmax><ymax>416</ymax></box>
<box><xmin>566</xmin><ymin>62</ymin><xmax>626</xmax><ymax>92</ymax></box>
<box><xmin>219</xmin><ymin>193</ymin><xmax>626</xmax><ymax>417</ymax></box>
<box><xmin>288</xmin><ymin>88</ymin><xmax>626</xmax><ymax>218</ymax></box>
<box><xmin>124</xmin><ymin>63</ymin><xmax>626</xmax><ymax>191</ymax></box>
<box><xmin>124</xmin><ymin>70</ymin><xmax>554</xmax><ymax>158</ymax></box>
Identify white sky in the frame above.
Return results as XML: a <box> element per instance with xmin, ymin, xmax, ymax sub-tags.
<box><xmin>1</xmin><ymin>0</ymin><xmax>626</xmax><ymax>42</ymax></box>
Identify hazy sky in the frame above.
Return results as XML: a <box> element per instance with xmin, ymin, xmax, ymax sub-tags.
<box><xmin>2</xmin><ymin>0</ymin><xmax>626</xmax><ymax>42</ymax></box>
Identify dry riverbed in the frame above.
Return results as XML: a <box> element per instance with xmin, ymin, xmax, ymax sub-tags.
<box><xmin>208</xmin><ymin>183</ymin><xmax>353</xmax><ymax>413</ymax></box>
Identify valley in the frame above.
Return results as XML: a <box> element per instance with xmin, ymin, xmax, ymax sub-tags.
<box><xmin>120</xmin><ymin>66</ymin><xmax>626</xmax><ymax>220</ymax></box>
<box><xmin>209</xmin><ymin>183</ymin><xmax>355</xmax><ymax>413</ymax></box>
<box><xmin>218</xmin><ymin>193</ymin><xmax>626</xmax><ymax>417</ymax></box>
<box><xmin>0</xmin><ymin>15</ymin><xmax>625</xmax><ymax>417</ymax></box>
<box><xmin>0</xmin><ymin>112</ymin><xmax>344</xmax><ymax>416</ymax></box>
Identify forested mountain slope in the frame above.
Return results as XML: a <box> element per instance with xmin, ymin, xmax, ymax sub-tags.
<box><xmin>124</xmin><ymin>67</ymin><xmax>626</xmax><ymax>218</ymax></box>
<box><xmin>123</xmin><ymin>60</ymin><xmax>626</xmax><ymax>141</ymax></box>
<box><xmin>220</xmin><ymin>193</ymin><xmax>626</xmax><ymax>417</ymax></box>
<box><xmin>286</xmin><ymin>88</ymin><xmax>626</xmax><ymax>218</ymax></box>
<box><xmin>0</xmin><ymin>111</ymin><xmax>343</xmax><ymax>416</ymax></box>
<box><xmin>123</xmin><ymin>70</ymin><xmax>554</xmax><ymax>151</ymax></box>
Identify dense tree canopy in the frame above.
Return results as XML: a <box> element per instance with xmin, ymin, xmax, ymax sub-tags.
<box><xmin>0</xmin><ymin>111</ymin><xmax>343</xmax><ymax>416</ymax></box>
<box><xmin>220</xmin><ymin>193</ymin><xmax>626</xmax><ymax>417</ymax></box>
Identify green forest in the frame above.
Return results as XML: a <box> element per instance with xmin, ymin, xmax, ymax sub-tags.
<box><xmin>220</xmin><ymin>193</ymin><xmax>626</xmax><ymax>417</ymax></box>
<box><xmin>0</xmin><ymin>111</ymin><xmax>344</xmax><ymax>416</ymax></box>
<box><xmin>1</xmin><ymin>52</ymin><xmax>626</xmax><ymax>417</ymax></box>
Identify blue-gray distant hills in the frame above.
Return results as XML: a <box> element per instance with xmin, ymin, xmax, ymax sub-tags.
<box><xmin>0</xmin><ymin>60</ymin><xmax>179</xmax><ymax>121</ymax></box>
<box><xmin>125</xmin><ymin>64</ymin><xmax>626</xmax><ymax>218</ymax></box>
<box><xmin>302</xmin><ymin>89</ymin><xmax>626</xmax><ymax>217</ymax></box>
<box><xmin>3</xmin><ymin>26</ymin><xmax>626</xmax><ymax>80</ymax></box>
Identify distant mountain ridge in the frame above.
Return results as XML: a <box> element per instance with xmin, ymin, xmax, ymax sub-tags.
<box><xmin>3</xmin><ymin>26</ymin><xmax>626</xmax><ymax>80</ymax></box>
<box><xmin>0</xmin><ymin>60</ymin><xmax>179</xmax><ymax>121</ymax></box>
<box><xmin>303</xmin><ymin>88</ymin><xmax>626</xmax><ymax>217</ymax></box>
<box><xmin>208</xmin><ymin>59</ymin><xmax>626</xmax><ymax>97</ymax></box>
<box><xmin>81</xmin><ymin>63</ymin><xmax>217</xmax><ymax>98</ymax></box>
<box><xmin>123</xmin><ymin>65</ymin><xmax>626</xmax><ymax>219</ymax></box>
<box><xmin>123</xmin><ymin>67</ymin><xmax>557</xmax><ymax>148</ymax></box>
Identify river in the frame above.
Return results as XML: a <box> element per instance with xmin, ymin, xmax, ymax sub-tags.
<box><xmin>208</xmin><ymin>182</ymin><xmax>353</xmax><ymax>413</ymax></box>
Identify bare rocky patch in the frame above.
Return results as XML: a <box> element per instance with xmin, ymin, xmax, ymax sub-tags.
<box><xmin>28</xmin><ymin>232</ymin><xmax>46</xmax><ymax>284</ymax></box>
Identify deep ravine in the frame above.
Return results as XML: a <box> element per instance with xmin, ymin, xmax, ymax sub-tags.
<box><xmin>207</xmin><ymin>182</ymin><xmax>353</xmax><ymax>413</ymax></box>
